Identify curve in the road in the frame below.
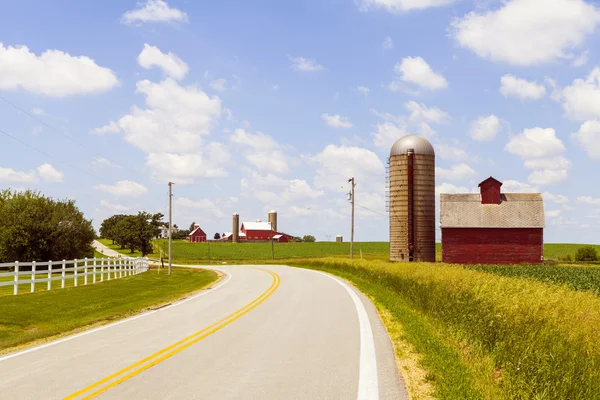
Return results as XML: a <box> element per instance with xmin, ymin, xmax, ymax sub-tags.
<box><xmin>65</xmin><ymin>268</ymin><xmax>280</xmax><ymax>399</ymax></box>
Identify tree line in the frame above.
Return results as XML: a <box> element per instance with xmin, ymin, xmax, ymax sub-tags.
<box><xmin>99</xmin><ymin>212</ymin><xmax>164</xmax><ymax>256</ymax></box>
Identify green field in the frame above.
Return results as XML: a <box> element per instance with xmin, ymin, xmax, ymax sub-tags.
<box><xmin>97</xmin><ymin>239</ymin><xmax>160</xmax><ymax>259</ymax></box>
<box><xmin>295</xmin><ymin>258</ymin><xmax>600</xmax><ymax>399</ymax></box>
<box><xmin>0</xmin><ymin>267</ymin><xmax>218</xmax><ymax>352</ymax></box>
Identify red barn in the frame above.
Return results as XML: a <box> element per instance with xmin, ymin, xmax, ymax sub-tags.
<box><xmin>240</xmin><ymin>221</ymin><xmax>294</xmax><ymax>242</ymax></box>
<box><xmin>188</xmin><ymin>225</ymin><xmax>207</xmax><ymax>243</ymax></box>
<box><xmin>440</xmin><ymin>177</ymin><xmax>545</xmax><ymax>265</ymax></box>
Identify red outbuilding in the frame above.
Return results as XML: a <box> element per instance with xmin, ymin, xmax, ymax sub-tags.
<box><xmin>188</xmin><ymin>224</ymin><xmax>207</xmax><ymax>243</ymax></box>
<box><xmin>240</xmin><ymin>221</ymin><xmax>294</xmax><ymax>242</ymax></box>
<box><xmin>440</xmin><ymin>177</ymin><xmax>545</xmax><ymax>265</ymax></box>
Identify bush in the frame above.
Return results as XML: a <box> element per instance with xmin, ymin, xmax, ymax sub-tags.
<box><xmin>302</xmin><ymin>235</ymin><xmax>316</xmax><ymax>242</ymax></box>
<box><xmin>575</xmin><ymin>246</ymin><xmax>598</xmax><ymax>262</ymax></box>
<box><xmin>558</xmin><ymin>253</ymin><xmax>573</xmax><ymax>262</ymax></box>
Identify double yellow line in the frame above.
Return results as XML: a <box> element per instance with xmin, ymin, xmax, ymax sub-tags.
<box><xmin>64</xmin><ymin>268</ymin><xmax>280</xmax><ymax>400</ymax></box>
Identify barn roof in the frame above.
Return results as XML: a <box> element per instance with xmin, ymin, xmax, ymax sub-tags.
<box><xmin>242</xmin><ymin>221</ymin><xmax>272</xmax><ymax>231</ymax></box>
<box><xmin>189</xmin><ymin>226</ymin><xmax>206</xmax><ymax>236</ymax></box>
<box><xmin>440</xmin><ymin>193</ymin><xmax>545</xmax><ymax>228</ymax></box>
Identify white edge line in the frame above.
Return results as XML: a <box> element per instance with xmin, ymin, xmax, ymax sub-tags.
<box><xmin>0</xmin><ymin>267</ymin><xmax>231</xmax><ymax>362</ymax></box>
<box><xmin>313</xmin><ymin>270</ymin><xmax>379</xmax><ymax>400</ymax></box>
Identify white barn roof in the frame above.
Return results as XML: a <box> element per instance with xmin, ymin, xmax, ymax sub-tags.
<box><xmin>242</xmin><ymin>221</ymin><xmax>272</xmax><ymax>231</ymax></box>
<box><xmin>440</xmin><ymin>193</ymin><xmax>545</xmax><ymax>228</ymax></box>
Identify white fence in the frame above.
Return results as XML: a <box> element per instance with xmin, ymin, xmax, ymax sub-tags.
<box><xmin>0</xmin><ymin>257</ymin><xmax>149</xmax><ymax>295</ymax></box>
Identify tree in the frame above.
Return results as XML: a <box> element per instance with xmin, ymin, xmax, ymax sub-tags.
<box><xmin>100</xmin><ymin>212</ymin><xmax>164</xmax><ymax>256</ymax></box>
<box><xmin>189</xmin><ymin>222</ymin><xmax>196</xmax><ymax>232</ymax></box>
<box><xmin>303</xmin><ymin>235</ymin><xmax>316</xmax><ymax>243</ymax></box>
<box><xmin>214</xmin><ymin>232</ymin><xmax>221</xmax><ymax>240</ymax></box>
<box><xmin>0</xmin><ymin>189</ymin><xmax>95</xmax><ymax>262</ymax></box>
<box><xmin>575</xmin><ymin>246</ymin><xmax>598</xmax><ymax>262</ymax></box>
<box><xmin>99</xmin><ymin>214</ymin><xmax>127</xmax><ymax>245</ymax></box>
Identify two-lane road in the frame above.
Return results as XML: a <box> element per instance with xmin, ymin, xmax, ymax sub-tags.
<box><xmin>0</xmin><ymin>265</ymin><xmax>407</xmax><ymax>399</ymax></box>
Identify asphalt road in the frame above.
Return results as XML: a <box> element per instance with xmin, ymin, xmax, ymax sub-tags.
<box><xmin>92</xmin><ymin>240</ymin><xmax>125</xmax><ymax>258</ymax></box>
<box><xmin>0</xmin><ymin>265</ymin><xmax>407</xmax><ymax>400</ymax></box>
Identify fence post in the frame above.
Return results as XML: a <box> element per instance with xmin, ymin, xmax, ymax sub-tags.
<box><xmin>84</xmin><ymin>258</ymin><xmax>88</xmax><ymax>285</ymax></box>
<box><xmin>14</xmin><ymin>261</ymin><xmax>19</xmax><ymax>295</ymax></box>
<box><xmin>62</xmin><ymin>260</ymin><xmax>66</xmax><ymax>289</ymax></box>
<box><xmin>93</xmin><ymin>258</ymin><xmax>97</xmax><ymax>284</ymax></box>
<box><xmin>31</xmin><ymin>261</ymin><xmax>36</xmax><ymax>293</ymax></box>
<box><xmin>145</xmin><ymin>257</ymin><xmax>149</xmax><ymax>272</ymax></box>
<box><xmin>48</xmin><ymin>260</ymin><xmax>52</xmax><ymax>291</ymax></box>
<box><xmin>119</xmin><ymin>259</ymin><xmax>123</xmax><ymax>278</ymax></box>
<box><xmin>74</xmin><ymin>259</ymin><xmax>78</xmax><ymax>287</ymax></box>
<box><xmin>101</xmin><ymin>258</ymin><xmax>104</xmax><ymax>282</ymax></box>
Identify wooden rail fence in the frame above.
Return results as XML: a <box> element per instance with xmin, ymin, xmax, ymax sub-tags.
<box><xmin>0</xmin><ymin>257</ymin><xmax>149</xmax><ymax>295</ymax></box>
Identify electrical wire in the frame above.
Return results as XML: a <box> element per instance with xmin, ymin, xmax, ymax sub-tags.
<box><xmin>0</xmin><ymin>127</ymin><xmax>107</xmax><ymax>182</ymax></box>
<box><xmin>356</xmin><ymin>203</ymin><xmax>387</xmax><ymax>217</ymax></box>
<box><xmin>0</xmin><ymin>95</ymin><xmax>125</xmax><ymax>169</ymax></box>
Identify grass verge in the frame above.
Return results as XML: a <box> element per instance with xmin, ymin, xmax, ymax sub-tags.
<box><xmin>293</xmin><ymin>258</ymin><xmax>600</xmax><ymax>400</ymax></box>
<box><xmin>0</xmin><ymin>267</ymin><xmax>218</xmax><ymax>353</ymax></box>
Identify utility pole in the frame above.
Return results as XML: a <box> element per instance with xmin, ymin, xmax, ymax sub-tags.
<box><xmin>168</xmin><ymin>182</ymin><xmax>174</xmax><ymax>275</ymax></box>
<box><xmin>348</xmin><ymin>177</ymin><xmax>355</xmax><ymax>259</ymax></box>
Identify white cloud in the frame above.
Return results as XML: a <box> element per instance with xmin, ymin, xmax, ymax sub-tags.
<box><xmin>31</xmin><ymin>108</ymin><xmax>45</xmax><ymax>116</ymax></box>
<box><xmin>390</xmin><ymin>57</ymin><xmax>448</xmax><ymax>91</ymax></box>
<box><xmin>93</xmin><ymin>180</ymin><xmax>148</xmax><ymax>197</ymax></box>
<box><xmin>500</xmin><ymin>75</ymin><xmax>546</xmax><ymax>101</ymax></box>
<box><xmin>210</xmin><ymin>78</ymin><xmax>227</xmax><ymax>92</ymax></box>
<box><xmin>90</xmin><ymin>157</ymin><xmax>121</xmax><ymax>169</ymax></box>
<box><xmin>436</xmin><ymin>182</ymin><xmax>471</xmax><ymax>195</ymax></box>
<box><xmin>121</xmin><ymin>0</ymin><xmax>188</xmax><ymax>24</ymax></box>
<box><xmin>288</xmin><ymin>56</ymin><xmax>325</xmax><ymax>72</ymax></box>
<box><xmin>231</xmin><ymin>128</ymin><xmax>279</xmax><ymax>149</ymax></box>
<box><xmin>37</xmin><ymin>163</ymin><xmax>63</xmax><ymax>183</ymax></box>
<box><xmin>405</xmin><ymin>101</ymin><xmax>450</xmax><ymax>124</ymax></box>
<box><xmin>137</xmin><ymin>44</ymin><xmax>188</xmax><ymax>80</ymax></box>
<box><xmin>436</xmin><ymin>144</ymin><xmax>469</xmax><ymax>161</ymax></box>
<box><xmin>546</xmin><ymin>209</ymin><xmax>562</xmax><ymax>218</ymax></box>
<box><xmin>357</xmin><ymin>86</ymin><xmax>370</xmax><ymax>97</ymax></box>
<box><xmin>572</xmin><ymin>120</ymin><xmax>600</xmax><ymax>159</ymax></box>
<box><xmin>577</xmin><ymin>196</ymin><xmax>600</xmax><ymax>205</ymax></box>
<box><xmin>382</xmin><ymin>36</ymin><xmax>394</xmax><ymax>49</ymax></box>
<box><xmin>146</xmin><ymin>146</ymin><xmax>230</xmax><ymax>184</ymax></box>
<box><xmin>450</xmin><ymin>0</ymin><xmax>600</xmax><ymax>66</ymax></box>
<box><xmin>502</xmin><ymin>180</ymin><xmax>539</xmax><ymax>193</ymax></box>
<box><xmin>0</xmin><ymin>43</ymin><xmax>119</xmax><ymax>97</ymax></box>
<box><xmin>100</xmin><ymin>200</ymin><xmax>130</xmax><ymax>212</ymax></box>
<box><xmin>230</xmin><ymin>129</ymin><xmax>290</xmax><ymax>174</ymax></box>
<box><xmin>505</xmin><ymin>128</ymin><xmax>566</xmax><ymax>159</ymax></box>
<box><xmin>0</xmin><ymin>167</ymin><xmax>37</xmax><ymax>183</ymax></box>
<box><xmin>562</xmin><ymin>68</ymin><xmax>600</xmax><ymax>120</ymax></box>
<box><xmin>372</xmin><ymin>122</ymin><xmax>409</xmax><ymax>150</ymax></box>
<box><xmin>322</xmin><ymin>113</ymin><xmax>353</xmax><ymax>129</ymax></box>
<box><xmin>470</xmin><ymin>115</ymin><xmax>501</xmax><ymax>141</ymax></box>
<box><xmin>176</xmin><ymin>197</ymin><xmax>223</xmax><ymax>218</ymax></box>
<box><xmin>435</xmin><ymin>163</ymin><xmax>476</xmax><ymax>181</ymax></box>
<box><xmin>528</xmin><ymin>169</ymin><xmax>568</xmax><ymax>185</ymax></box>
<box><xmin>543</xmin><ymin>192</ymin><xmax>569</xmax><ymax>204</ymax></box>
<box><xmin>113</xmin><ymin>78</ymin><xmax>221</xmax><ymax>153</ymax></box>
<box><xmin>572</xmin><ymin>50</ymin><xmax>590</xmax><ymax>67</ymax></box>
<box><xmin>523</xmin><ymin>156</ymin><xmax>571</xmax><ymax>170</ymax></box>
<box><xmin>89</xmin><ymin>121</ymin><xmax>120</xmax><ymax>135</ymax></box>
<box><xmin>361</xmin><ymin>0</ymin><xmax>456</xmax><ymax>13</ymax></box>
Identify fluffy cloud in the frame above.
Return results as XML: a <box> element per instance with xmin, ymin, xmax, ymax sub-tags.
<box><xmin>505</xmin><ymin>128</ymin><xmax>566</xmax><ymax>159</ymax></box>
<box><xmin>230</xmin><ymin>129</ymin><xmax>290</xmax><ymax>174</ymax></box>
<box><xmin>436</xmin><ymin>144</ymin><xmax>469</xmax><ymax>161</ymax></box>
<box><xmin>176</xmin><ymin>197</ymin><xmax>223</xmax><ymax>218</ymax></box>
<box><xmin>372</xmin><ymin>122</ymin><xmax>409</xmax><ymax>151</ymax></box>
<box><xmin>389</xmin><ymin>57</ymin><xmax>448</xmax><ymax>91</ymax></box>
<box><xmin>577</xmin><ymin>196</ymin><xmax>600</xmax><ymax>205</ymax></box>
<box><xmin>89</xmin><ymin>121</ymin><xmax>120</xmax><ymax>135</ymax></box>
<box><xmin>528</xmin><ymin>169</ymin><xmax>568</xmax><ymax>185</ymax></box>
<box><xmin>0</xmin><ymin>167</ymin><xmax>37</xmax><ymax>183</ymax></box>
<box><xmin>500</xmin><ymin>75</ymin><xmax>546</xmax><ymax>100</ymax></box>
<box><xmin>93</xmin><ymin>180</ymin><xmax>148</xmax><ymax>197</ymax></box>
<box><xmin>502</xmin><ymin>180</ymin><xmax>539</xmax><ymax>193</ymax></box>
<box><xmin>121</xmin><ymin>0</ymin><xmax>188</xmax><ymax>24</ymax></box>
<box><xmin>37</xmin><ymin>163</ymin><xmax>63</xmax><ymax>183</ymax></box>
<box><xmin>288</xmin><ymin>56</ymin><xmax>325</xmax><ymax>72</ymax></box>
<box><xmin>382</xmin><ymin>36</ymin><xmax>393</xmax><ymax>49</ymax></box>
<box><xmin>435</xmin><ymin>163</ymin><xmax>476</xmax><ymax>181</ymax></box>
<box><xmin>361</xmin><ymin>0</ymin><xmax>456</xmax><ymax>13</ymax></box>
<box><xmin>31</xmin><ymin>108</ymin><xmax>45</xmax><ymax>116</ymax></box>
<box><xmin>100</xmin><ymin>200</ymin><xmax>130</xmax><ymax>212</ymax></box>
<box><xmin>90</xmin><ymin>157</ymin><xmax>121</xmax><ymax>169</ymax></box>
<box><xmin>137</xmin><ymin>44</ymin><xmax>188</xmax><ymax>80</ymax></box>
<box><xmin>562</xmin><ymin>69</ymin><xmax>600</xmax><ymax>121</ymax></box>
<box><xmin>0</xmin><ymin>43</ymin><xmax>118</xmax><ymax>97</ymax></box>
<box><xmin>450</xmin><ymin>0</ymin><xmax>600</xmax><ymax>66</ymax></box>
<box><xmin>146</xmin><ymin>145</ymin><xmax>230</xmax><ymax>183</ymax></box>
<box><xmin>523</xmin><ymin>156</ymin><xmax>571</xmax><ymax>170</ymax></box>
<box><xmin>242</xmin><ymin>171</ymin><xmax>324</xmax><ymax>207</ymax></box>
<box><xmin>357</xmin><ymin>86</ymin><xmax>370</xmax><ymax>97</ymax></box>
<box><xmin>470</xmin><ymin>115</ymin><xmax>501</xmax><ymax>141</ymax></box>
<box><xmin>543</xmin><ymin>192</ymin><xmax>569</xmax><ymax>204</ymax></box>
<box><xmin>572</xmin><ymin>120</ymin><xmax>600</xmax><ymax>159</ymax></box>
<box><xmin>210</xmin><ymin>78</ymin><xmax>227</xmax><ymax>92</ymax></box>
<box><xmin>405</xmin><ymin>101</ymin><xmax>450</xmax><ymax>124</ymax></box>
<box><xmin>436</xmin><ymin>182</ymin><xmax>472</xmax><ymax>195</ymax></box>
<box><xmin>322</xmin><ymin>114</ymin><xmax>353</xmax><ymax>129</ymax></box>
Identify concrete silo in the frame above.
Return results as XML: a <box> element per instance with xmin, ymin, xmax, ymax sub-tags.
<box><xmin>268</xmin><ymin>210</ymin><xmax>278</xmax><ymax>232</ymax></box>
<box><xmin>232</xmin><ymin>213</ymin><xmax>240</xmax><ymax>243</ymax></box>
<box><xmin>389</xmin><ymin>135</ymin><xmax>436</xmax><ymax>262</ymax></box>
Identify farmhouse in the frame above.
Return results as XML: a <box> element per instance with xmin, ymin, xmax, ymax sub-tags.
<box><xmin>440</xmin><ymin>177</ymin><xmax>545</xmax><ymax>265</ymax></box>
<box><xmin>188</xmin><ymin>224</ymin><xmax>207</xmax><ymax>243</ymax></box>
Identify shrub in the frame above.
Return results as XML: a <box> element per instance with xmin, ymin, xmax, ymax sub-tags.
<box><xmin>575</xmin><ymin>246</ymin><xmax>598</xmax><ymax>262</ymax></box>
<box><xmin>558</xmin><ymin>253</ymin><xmax>573</xmax><ymax>262</ymax></box>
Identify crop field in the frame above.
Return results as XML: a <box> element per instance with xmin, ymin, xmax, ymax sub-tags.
<box><xmin>295</xmin><ymin>258</ymin><xmax>600</xmax><ymax>399</ymax></box>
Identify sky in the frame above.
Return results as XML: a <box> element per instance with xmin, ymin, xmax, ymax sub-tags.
<box><xmin>1</xmin><ymin>0</ymin><xmax>600</xmax><ymax>243</ymax></box>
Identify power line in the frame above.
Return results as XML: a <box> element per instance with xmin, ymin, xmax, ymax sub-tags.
<box><xmin>0</xmin><ymin>95</ymin><xmax>125</xmax><ymax>169</ymax></box>
<box><xmin>356</xmin><ymin>203</ymin><xmax>387</xmax><ymax>217</ymax></box>
<box><xmin>0</xmin><ymin>126</ymin><xmax>107</xmax><ymax>182</ymax></box>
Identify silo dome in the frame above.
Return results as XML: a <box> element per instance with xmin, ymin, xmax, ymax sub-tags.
<box><xmin>390</xmin><ymin>135</ymin><xmax>435</xmax><ymax>157</ymax></box>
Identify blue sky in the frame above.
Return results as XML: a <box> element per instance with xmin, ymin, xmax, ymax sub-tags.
<box><xmin>1</xmin><ymin>0</ymin><xmax>600</xmax><ymax>243</ymax></box>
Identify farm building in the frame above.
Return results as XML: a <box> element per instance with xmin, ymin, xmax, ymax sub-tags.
<box><xmin>241</xmin><ymin>221</ymin><xmax>294</xmax><ymax>242</ymax></box>
<box><xmin>440</xmin><ymin>177</ymin><xmax>545</xmax><ymax>265</ymax></box>
<box><xmin>188</xmin><ymin>225</ymin><xmax>207</xmax><ymax>243</ymax></box>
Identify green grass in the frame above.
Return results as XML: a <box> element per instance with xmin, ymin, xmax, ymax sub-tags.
<box><xmin>0</xmin><ymin>267</ymin><xmax>218</xmax><ymax>352</ymax></box>
<box><xmin>294</xmin><ymin>258</ymin><xmax>600</xmax><ymax>400</ymax></box>
<box><xmin>97</xmin><ymin>239</ymin><xmax>160</xmax><ymax>259</ymax></box>
<box><xmin>465</xmin><ymin>263</ymin><xmax>600</xmax><ymax>295</ymax></box>
<box><xmin>542</xmin><ymin>243</ymin><xmax>600</xmax><ymax>260</ymax></box>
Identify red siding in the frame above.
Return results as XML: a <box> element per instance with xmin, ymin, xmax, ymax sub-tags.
<box><xmin>479</xmin><ymin>178</ymin><xmax>502</xmax><ymax>205</ymax></box>
<box><xmin>189</xmin><ymin>228</ymin><xmax>207</xmax><ymax>243</ymax></box>
<box><xmin>442</xmin><ymin>228</ymin><xmax>543</xmax><ymax>264</ymax></box>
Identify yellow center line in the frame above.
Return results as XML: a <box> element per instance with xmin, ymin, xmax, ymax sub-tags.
<box><xmin>64</xmin><ymin>268</ymin><xmax>280</xmax><ymax>400</ymax></box>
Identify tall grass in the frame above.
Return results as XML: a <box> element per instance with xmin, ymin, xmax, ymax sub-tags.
<box><xmin>296</xmin><ymin>259</ymin><xmax>600</xmax><ymax>399</ymax></box>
